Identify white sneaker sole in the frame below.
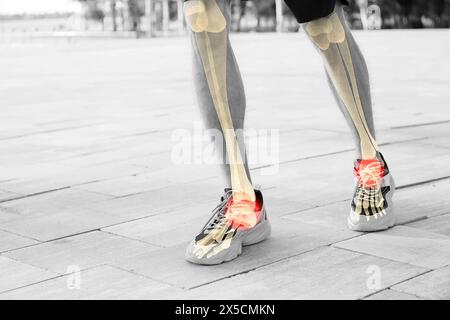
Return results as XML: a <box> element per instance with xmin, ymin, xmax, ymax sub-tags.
<box><xmin>347</xmin><ymin>206</ymin><xmax>396</xmax><ymax>232</ymax></box>
<box><xmin>185</xmin><ymin>219</ymin><xmax>271</xmax><ymax>265</ymax></box>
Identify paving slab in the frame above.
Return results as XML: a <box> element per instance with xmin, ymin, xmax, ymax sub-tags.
<box><xmin>407</xmin><ymin>213</ymin><xmax>450</xmax><ymax>236</ymax></box>
<box><xmin>334</xmin><ymin>226</ymin><xmax>450</xmax><ymax>269</ymax></box>
<box><xmin>0</xmin><ymin>207</ymin><xmax>130</xmax><ymax>242</ymax></box>
<box><xmin>103</xmin><ymin>194</ymin><xmax>312</xmax><ymax>247</ymax></box>
<box><xmin>178</xmin><ymin>247</ymin><xmax>427</xmax><ymax>300</ymax></box>
<box><xmin>0</xmin><ymin>265</ymin><xmax>180</xmax><ymax>300</ymax></box>
<box><xmin>0</xmin><ymin>188</ymin><xmax>113</xmax><ymax>220</ymax></box>
<box><xmin>392</xmin><ymin>266</ymin><xmax>450</xmax><ymax>300</ymax></box>
<box><xmin>106</xmin><ymin>219</ymin><xmax>357</xmax><ymax>289</ymax></box>
<box><xmin>257</xmin><ymin>140</ymin><xmax>450</xmax><ymax>211</ymax></box>
<box><xmin>394</xmin><ymin>181</ymin><xmax>450</xmax><ymax>219</ymax></box>
<box><xmin>282</xmin><ymin>178</ymin><xmax>450</xmax><ymax>230</ymax></box>
<box><xmin>86</xmin><ymin>179</ymin><xmax>225</xmax><ymax>221</ymax></box>
<box><xmin>3</xmin><ymin>231</ymin><xmax>160</xmax><ymax>274</ymax></box>
<box><xmin>103</xmin><ymin>201</ymin><xmax>218</xmax><ymax>247</ymax></box>
<box><xmin>0</xmin><ymin>256</ymin><xmax>57</xmax><ymax>294</ymax></box>
<box><xmin>0</xmin><ymin>188</ymin><xmax>120</xmax><ymax>241</ymax></box>
<box><xmin>74</xmin><ymin>163</ymin><xmax>218</xmax><ymax>197</ymax></box>
<box><xmin>0</xmin><ymin>190</ymin><xmax>21</xmax><ymax>202</ymax></box>
<box><xmin>0</xmin><ymin>163</ymin><xmax>144</xmax><ymax>195</ymax></box>
<box><xmin>0</xmin><ymin>230</ymin><xmax>38</xmax><ymax>253</ymax></box>
<box><xmin>284</xmin><ymin>198</ymin><xmax>425</xmax><ymax>231</ymax></box>
<box><xmin>364</xmin><ymin>289</ymin><xmax>424</xmax><ymax>300</ymax></box>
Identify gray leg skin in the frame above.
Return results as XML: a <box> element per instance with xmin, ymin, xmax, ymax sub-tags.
<box><xmin>304</xmin><ymin>4</ymin><xmax>397</xmax><ymax>231</ymax></box>
<box><xmin>184</xmin><ymin>0</ymin><xmax>263</xmax><ymax>264</ymax></box>
<box><xmin>304</xmin><ymin>4</ymin><xmax>378</xmax><ymax>159</ymax></box>
<box><xmin>187</xmin><ymin>0</ymin><xmax>251</xmax><ymax>187</ymax></box>
<box><xmin>333</xmin><ymin>5</ymin><xmax>376</xmax><ymax>150</ymax></box>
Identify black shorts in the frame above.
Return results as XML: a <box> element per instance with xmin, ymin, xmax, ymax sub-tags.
<box><xmin>183</xmin><ymin>0</ymin><xmax>348</xmax><ymax>24</ymax></box>
<box><xmin>284</xmin><ymin>0</ymin><xmax>349</xmax><ymax>23</ymax></box>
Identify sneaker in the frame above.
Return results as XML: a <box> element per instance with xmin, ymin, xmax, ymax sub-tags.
<box><xmin>347</xmin><ymin>152</ymin><xmax>396</xmax><ymax>231</ymax></box>
<box><xmin>185</xmin><ymin>189</ymin><xmax>271</xmax><ymax>265</ymax></box>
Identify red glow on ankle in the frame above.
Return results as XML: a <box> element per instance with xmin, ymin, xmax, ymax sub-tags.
<box><xmin>355</xmin><ymin>159</ymin><xmax>385</xmax><ymax>188</ymax></box>
<box><xmin>225</xmin><ymin>195</ymin><xmax>262</xmax><ymax>229</ymax></box>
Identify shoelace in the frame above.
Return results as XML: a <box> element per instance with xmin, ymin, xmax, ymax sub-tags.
<box><xmin>204</xmin><ymin>189</ymin><xmax>260</xmax><ymax>232</ymax></box>
<box><xmin>204</xmin><ymin>190</ymin><xmax>233</xmax><ymax>233</ymax></box>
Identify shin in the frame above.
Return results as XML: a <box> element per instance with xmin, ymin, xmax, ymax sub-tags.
<box><xmin>185</xmin><ymin>0</ymin><xmax>257</xmax><ymax>231</ymax></box>
<box><xmin>304</xmin><ymin>6</ymin><xmax>378</xmax><ymax>160</ymax></box>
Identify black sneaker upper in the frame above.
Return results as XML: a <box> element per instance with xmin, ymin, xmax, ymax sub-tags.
<box><xmin>351</xmin><ymin>152</ymin><xmax>391</xmax><ymax>217</ymax></box>
<box><xmin>195</xmin><ymin>189</ymin><xmax>264</xmax><ymax>244</ymax></box>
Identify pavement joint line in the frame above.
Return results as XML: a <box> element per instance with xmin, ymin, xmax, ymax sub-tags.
<box><xmin>329</xmin><ymin>217</ymin><xmax>450</xmax><ymax>251</ymax></box>
<box><xmin>0</xmin><ymin>227</ymin><xmax>41</xmax><ymax>243</ymax></box>
<box><xmin>279</xmin><ymin>199</ymin><xmax>349</xmax><ymax>219</ymax></box>
<box><xmin>103</xmin><ymin>263</ymin><xmax>185</xmax><ymax>291</ymax></box>
<box><xmin>251</xmin><ymin>136</ymin><xmax>429</xmax><ymax>170</ymax></box>
<box><xmin>32</xmin><ymin>228</ymin><xmax>102</xmax><ymax>243</ymax></box>
<box><xmin>0</xmin><ymin>136</ymin><xmax>433</xmax><ymax>204</ymax></box>
<box><xmin>2</xmin><ymin>220</ymin><xmax>168</xmax><ymax>255</ymax></box>
<box><xmin>44</xmin><ymin>143</ymin><xmax>166</xmax><ymax>162</ymax></box>
<box><xmin>397</xmin><ymin>175</ymin><xmax>450</xmax><ymax>190</ymax></box>
<box><xmin>0</xmin><ymin>186</ymin><xmax>71</xmax><ymax>204</ymax></box>
<box><xmin>0</xmin><ymin>229</ymin><xmax>102</xmax><ymax>254</ymax></box>
<box><xmin>0</xmin><ymin>123</ymin><xmax>103</xmax><ymax>142</ymax></box>
<box><xmin>0</xmin><ymin>273</ymin><xmax>63</xmax><ymax>296</ymax></box>
<box><xmin>186</xmin><ymin>234</ymin><xmax>363</xmax><ymax>291</ymax></box>
<box><xmin>1</xmin><ymin>173</ymin><xmax>448</xmax><ymax>250</ymax></box>
<box><xmin>99</xmin><ymin>229</ymin><xmax>166</xmax><ymax>249</ymax></box>
<box><xmin>330</xmin><ymin>245</ymin><xmax>434</xmax><ymax>276</ymax></box>
<box><xmin>360</xmin><ymin>269</ymin><xmax>435</xmax><ymax>300</ymax></box>
<box><xmin>186</xmin><ymin>246</ymin><xmax>330</xmax><ymax>291</ymax></box>
<box><xmin>1</xmin><ymin>171</ymin><xmax>446</xmax><ymax>249</ymax></box>
<box><xmin>113</xmin><ymin>128</ymin><xmax>174</xmax><ymax>140</ymax></box>
<box><xmin>280</xmin><ymin>174</ymin><xmax>450</xmax><ymax>219</ymax></box>
<box><xmin>106</xmin><ymin>175</ymin><xmax>218</xmax><ymax>200</ymax></box>
<box><xmin>70</xmin><ymin>186</ymin><xmax>120</xmax><ymax>199</ymax></box>
<box><xmin>0</xmin><ymin>264</ymin><xmax>104</xmax><ymax>296</ymax></box>
<box><xmin>0</xmin><ymin>241</ymin><xmax>42</xmax><ymax>255</ymax></box>
<box><xmin>391</xmin><ymin>119</ymin><xmax>450</xmax><ymax>129</ymax></box>
<box><xmin>4</xmin><ymin>249</ymin><xmax>185</xmax><ymax>298</ymax></box>
<box><xmin>409</xmin><ymin>211</ymin><xmax>450</xmax><ymax>222</ymax></box>
<box><xmin>2</xmin><ymin>232</ymin><xmax>363</xmax><ymax>293</ymax></box>
<box><xmin>0</xmin><ymin>177</ymin><xmax>120</xmax><ymax>205</ymax></box>
<box><xmin>0</xmin><ymin>252</ymin><xmax>59</xmax><ymax>279</ymax></box>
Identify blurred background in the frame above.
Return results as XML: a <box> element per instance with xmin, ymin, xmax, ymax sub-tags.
<box><xmin>1</xmin><ymin>0</ymin><xmax>450</xmax><ymax>40</ymax></box>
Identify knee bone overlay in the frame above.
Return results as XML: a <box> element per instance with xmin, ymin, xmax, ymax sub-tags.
<box><xmin>184</xmin><ymin>0</ymin><xmax>226</xmax><ymax>33</ymax></box>
<box><xmin>305</xmin><ymin>13</ymin><xmax>345</xmax><ymax>51</ymax></box>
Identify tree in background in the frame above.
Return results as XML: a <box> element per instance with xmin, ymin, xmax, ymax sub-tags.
<box><xmin>232</xmin><ymin>0</ymin><xmax>294</xmax><ymax>32</ymax></box>
<box><xmin>356</xmin><ymin>0</ymin><xmax>450</xmax><ymax>28</ymax></box>
<box><xmin>79</xmin><ymin>0</ymin><xmax>105</xmax><ymax>30</ymax></box>
<box><xmin>253</xmin><ymin>0</ymin><xmax>276</xmax><ymax>31</ymax></box>
<box><xmin>110</xmin><ymin>0</ymin><xmax>117</xmax><ymax>31</ymax></box>
<box><xmin>127</xmin><ymin>0</ymin><xmax>144</xmax><ymax>32</ymax></box>
<box><xmin>75</xmin><ymin>0</ymin><xmax>450</xmax><ymax>32</ymax></box>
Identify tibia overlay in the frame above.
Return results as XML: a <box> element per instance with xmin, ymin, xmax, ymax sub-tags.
<box><xmin>306</xmin><ymin>12</ymin><xmax>378</xmax><ymax>159</ymax></box>
<box><xmin>184</xmin><ymin>0</ymin><xmax>255</xmax><ymax>205</ymax></box>
<box><xmin>185</xmin><ymin>0</ymin><xmax>257</xmax><ymax>258</ymax></box>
